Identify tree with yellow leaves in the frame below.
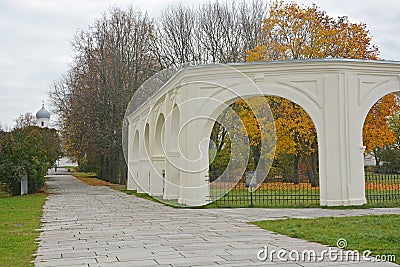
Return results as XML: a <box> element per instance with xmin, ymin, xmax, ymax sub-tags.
<box><xmin>363</xmin><ymin>94</ymin><xmax>399</xmax><ymax>167</ymax></box>
<box><xmin>246</xmin><ymin>0</ymin><xmax>384</xmax><ymax>184</ymax></box>
<box><xmin>247</xmin><ymin>1</ymin><xmax>379</xmax><ymax>61</ymax></box>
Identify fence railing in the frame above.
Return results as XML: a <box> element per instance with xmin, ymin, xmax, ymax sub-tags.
<box><xmin>365</xmin><ymin>169</ymin><xmax>400</xmax><ymax>205</ymax></box>
<box><xmin>207</xmin><ymin>168</ymin><xmax>400</xmax><ymax>207</ymax></box>
<box><xmin>208</xmin><ymin>170</ymin><xmax>320</xmax><ymax>207</ymax></box>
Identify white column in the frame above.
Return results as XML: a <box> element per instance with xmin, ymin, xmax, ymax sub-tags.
<box><xmin>163</xmin><ymin>97</ymin><xmax>181</xmax><ymax>200</ymax></box>
<box><xmin>127</xmin><ymin>163</ymin><xmax>138</xmax><ymax>191</ymax></box>
<box><xmin>178</xmin><ymin>87</ymin><xmax>210</xmax><ymax>206</ymax></box>
<box><xmin>179</xmin><ymin>123</ymin><xmax>209</xmax><ymax>206</ymax></box>
<box><xmin>127</xmin><ymin>125</ymin><xmax>137</xmax><ymax>191</ymax></box>
<box><xmin>164</xmin><ymin>152</ymin><xmax>180</xmax><ymax>199</ymax></box>
<box><xmin>138</xmin><ymin>121</ymin><xmax>150</xmax><ymax>193</ymax></box>
<box><xmin>150</xmin><ymin>156</ymin><xmax>164</xmax><ymax>196</ymax></box>
<box><xmin>318</xmin><ymin>74</ymin><xmax>366</xmax><ymax>206</ymax></box>
<box><xmin>138</xmin><ymin>160</ymin><xmax>150</xmax><ymax>193</ymax></box>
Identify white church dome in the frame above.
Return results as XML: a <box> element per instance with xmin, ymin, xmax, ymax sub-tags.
<box><xmin>36</xmin><ymin>104</ymin><xmax>51</xmax><ymax>119</ymax></box>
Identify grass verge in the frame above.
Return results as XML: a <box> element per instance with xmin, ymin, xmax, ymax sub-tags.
<box><xmin>252</xmin><ymin>214</ymin><xmax>399</xmax><ymax>264</ymax></box>
<box><xmin>0</xmin><ymin>193</ymin><xmax>47</xmax><ymax>267</ymax></box>
<box><xmin>72</xmin><ymin>172</ymin><xmax>119</xmax><ymax>187</ymax></box>
<box><xmin>108</xmin><ymin>186</ymin><xmax>400</xmax><ymax>209</ymax></box>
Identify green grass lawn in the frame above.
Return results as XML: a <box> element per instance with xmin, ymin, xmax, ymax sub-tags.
<box><xmin>0</xmin><ymin>193</ymin><xmax>47</xmax><ymax>267</ymax></box>
<box><xmin>252</xmin><ymin>214</ymin><xmax>399</xmax><ymax>264</ymax></box>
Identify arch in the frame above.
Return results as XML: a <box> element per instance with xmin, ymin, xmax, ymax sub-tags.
<box><xmin>144</xmin><ymin>123</ymin><xmax>150</xmax><ymax>157</ymax></box>
<box><xmin>148</xmin><ymin>114</ymin><xmax>166</xmax><ymax>196</ymax></box>
<box><xmin>360</xmin><ymin>85</ymin><xmax>400</xmax><ymax>135</ymax></box>
<box><xmin>207</xmin><ymin>94</ymin><xmax>320</xmax><ymax>185</ymax></box>
<box><xmin>171</xmin><ymin>105</ymin><xmax>180</xmax><ymax>150</ymax></box>
<box><xmin>198</xmin><ymin>84</ymin><xmax>323</xmax><ymax>180</ymax></box>
<box><xmin>132</xmin><ymin>131</ymin><xmax>139</xmax><ymax>160</ymax></box>
<box><xmin>175</xmin><ymin>79</ymin><xmax>325</xmax><ymax>206</ymax></box>
<box><xmin>154</xmin><ymin>114</ymin><xmax>165</xmax><ymax>156</ymax></box>
<box><xmin>361</xmin><ymin>91</ymin><xmax>400</xmax><ymax>205</ymax></box>
<box><xmin>200</xmin><ymin>84</ymin><xmax>322</xmax><ymax>139</ymax></box>
<box><xmin>358</xmin><ymin>83</ymin><xmax>400</xmax><ymax>178</ymax></box>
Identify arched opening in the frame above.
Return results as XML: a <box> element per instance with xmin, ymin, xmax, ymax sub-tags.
<box><xmin>171</xmin><ymin>105</ymin><xmax>180</xmax><ymax>150</ymax></box>
<box><xmin>209</xmin><ymin>95</ymin><xmax>320</xmax><ymax>207</ymax></box>
<box><xmin>132</xmin><ymin>131</ymin><xmax>139</xmax><ymax>161</ymax></box>
<box><xmin>154</xmin><ymin>114</ymin><xmax>165</xmax><ymax>156</ymax></box>
<box><xmin>362</xmin><ymin>93</ymin><xmax>400</xmax><ymax>205</ymax></box>
<box><xmin>144</xmin><ymin>123</ymin><xmax>150</xmax><ymax>156</ymax></box>
<box><xmin>150</xmin><ymin>114</ymin><xmax>165</xmax><ymax>196</ymax></box>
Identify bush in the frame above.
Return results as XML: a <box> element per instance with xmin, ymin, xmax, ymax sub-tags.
<box><xmin>380</xmin><ymin>147</ymin><xmax>400</xmax><ymax>172</ymax></box>
<box><xmin>0</xmin><ymin>126</ymin><xmax>62</xmax><ymax>195</ymax></box>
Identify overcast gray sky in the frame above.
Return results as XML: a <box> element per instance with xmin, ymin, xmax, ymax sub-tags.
<box><xmin>0</xmin><ymin>0</ymin><xmax>399</xmax><ymax>129</ymax></box>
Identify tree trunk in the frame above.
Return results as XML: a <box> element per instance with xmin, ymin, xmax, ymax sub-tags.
<box><xmin>373</xmin><ymin>148</ymin><xmax>380</xmax><ymax>169</ymax></box>
<box><xmin>293</xmin><ymin>154</ymin><xmax>300</xmax><ymax>184</ymax></box>
<box><xmin>252</xmin><ymin>145</ymin><xmax>261</xmax><ymax>172</ymax></box>
<box><xmin>119</xmin><ymin>151</ymin><xmax>127</xmax><ymax>185</ymax></box>
<box><xmin>308</xmin><ymin>151</ymin><xmax>319</xmax><ymax>187</ymax></box>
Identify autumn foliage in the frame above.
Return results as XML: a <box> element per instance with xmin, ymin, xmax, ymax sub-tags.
<box><xmin>247</xmin><ymin>1</ymin><xmax>379</xmax><ymax>61</ymax></box>
<box><xmin>363</xmin><ymin>95</ymin><xmax>399</xmax><ymax>153</ymax></box>
<box><xmin>240</xmin><ymin>1</ymin><xmax>396</xmax><ymax>180</ymax></box>
<box><xmin>52</xmin><ymin>1</ymin><xmax>399</xmax><ymax>184</ymax></box>
<box><xmin>52</xmin><ymin>2</ymin><xmax>269</xmax><ymax>183</ymax></box>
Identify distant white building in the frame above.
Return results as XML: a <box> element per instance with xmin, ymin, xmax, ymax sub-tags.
<box><xmin>35</xmin><ymin>103</ymin><xmax>50</xmax><ymax>128</ymax></box>
<box><xmin>35</xmin><ymin>103</ymin><xmax>78</xmax><ymax>168</ymax></box>
<box><xmin>364</xmin><ymin>153</ymin><xmax>376</xmax><ymax>166</ymax></box>
<box><xmin>57</xmin><ymin>157</ymin><xmax>78</xmax><ymax>167</ymax></box>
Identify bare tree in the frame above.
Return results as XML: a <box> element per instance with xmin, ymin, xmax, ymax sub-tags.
<box><xmin>50</xmin><ymin>7</ymin><xmax>158</xmax><ymax>182</ymax></box>
<box><xmin>14</xmin><ymin>113</ymin><xmax>36</xmax><ymax>129</ymax></box>
<box><xmin>152</xmin><ymin>0</ymin><xmax>268</xmax><ymax>65</ymax></box>
<box><xmin>151</xmin><ymin>4</ymin><xmax>200</xmax><ymax>67</ymax></box>
<box><xmin>49</xmin><ymin>1</ymin><xmax>269</xmax><ymax>183</ymax></box>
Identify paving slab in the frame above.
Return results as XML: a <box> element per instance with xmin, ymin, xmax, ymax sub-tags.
<box><xmin>35</xmin><ymin>172</ymin><xmax>400</xmax><ymax>266</ymax></box>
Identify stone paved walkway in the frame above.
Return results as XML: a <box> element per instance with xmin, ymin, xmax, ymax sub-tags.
<box><xmin>34</xmin><ymin>171</ymin><xmax>400</xmax><ymax>266</ymax></box>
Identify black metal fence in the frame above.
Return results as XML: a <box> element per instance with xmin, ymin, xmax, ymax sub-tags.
<box><xmin>365</xmin><ymin>168</ymin><xmax>400</xmax><ymax>205</ymax></box>
<box><xmin>208</xmin><ymin>170</ymin><xmax>320</xmax><ymax>207</ymax></box>
<box><xmin>207</xmin><ymin>168</ymin><xmax>400</xmax><ymax>207</ymax></box>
